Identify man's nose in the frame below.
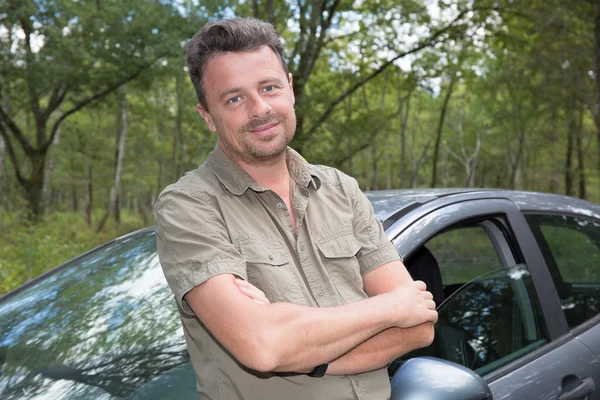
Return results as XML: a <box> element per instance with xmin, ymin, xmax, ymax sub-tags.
<box><xmin>247</xmin><ymin>94</ymin><xmax>272</xmax><ymax>118</ymax></box>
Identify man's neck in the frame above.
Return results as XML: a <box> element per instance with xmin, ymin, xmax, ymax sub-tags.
<box><xmin>238</xmin><ymin>155</ymin><xmax>290</xmax><ymax>190</ymax></box>
<box><xmin>219</xmin><ymin>144</ymin><xmax>290</xmax><ymax>190</ymax></box>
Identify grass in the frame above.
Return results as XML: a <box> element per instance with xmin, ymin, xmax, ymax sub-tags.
<box><xmin>0</xmin><ymin>211</ymin><xmax>148</xmax><ymax>296</ymax></box>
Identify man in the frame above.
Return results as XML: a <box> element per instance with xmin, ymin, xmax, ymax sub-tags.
<box><xmin>154</xmin><ymin>18</ymin><xmax>437</xmax><ymax>400</ymax></box>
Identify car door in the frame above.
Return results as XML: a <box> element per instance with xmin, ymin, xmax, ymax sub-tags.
<box><xmin>520</xmin><ymin>212</ymin><xmax>600</xmax><ymax>391</ymax></box>
<box><xmin>387</xmin><ymin>195</ymin><xmax>600</xmax><ymax>400</ymax></box>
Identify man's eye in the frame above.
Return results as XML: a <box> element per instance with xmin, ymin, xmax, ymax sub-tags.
<box><xmin>228</xmin><ymin>96</ymin><xmax>241</xmax><ymax>104</ymax></box>
<box><xmin>264</xmin><ymin>85</ymin><xmax>275</xmax><ymax>92</ymax></box>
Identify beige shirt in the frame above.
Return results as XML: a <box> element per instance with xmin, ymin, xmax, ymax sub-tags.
<box><xmin>154</xmin><ymin>145</ymin><xmax>401</xmax><ymax>400</ymax></box>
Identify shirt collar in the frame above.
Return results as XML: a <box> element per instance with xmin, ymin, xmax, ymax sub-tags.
<box><xmin>206</xmin><ymin>145</ymin><xmax>322</xmax><ymax>196</ymax></box>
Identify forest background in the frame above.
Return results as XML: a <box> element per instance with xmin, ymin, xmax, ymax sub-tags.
<box><xmin>1</xmin><ymin>0</ymin><xmax>599</xmax><ymax>295</ymax></box>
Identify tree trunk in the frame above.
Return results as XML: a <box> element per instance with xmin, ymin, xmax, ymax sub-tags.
<box><xmin>371</xmin><ymin>140</ymin><xmax>379</xmax><ymax>190</ymax></box>
<box><xmin>72</xmin><ymin>186</ymin><xmax>78</xmax><ymax>212</ymax></box>
<box><xmin>42</xmin><ymin>157</ymin><xmax>54</xmax><ymax>212</ymax></box>
<box><xmin>266</xmin><ymin>0</ymin><xmax>275</xmax><ymax>24</ymax></box>
<box><xmin>431</xmin><ymin>74</ymin><xmax>457</xmax><ymax>188</ymax></box>
<box><xmin>566</xmin><ymin>119</ymin><xmax>575</xmax><ymax>196</ymax></box>
<box><xmin>346</xmin><ymin>94</ymin><xmax>353</xmax><ymax>175</ymax></box>
<box><xmin>509</xmin><ymin>128</ymin><xmax>526</xmax><ymax>189</ymax></box>
<box><xmin>409</xmin><ymin>96</ymin><xmax>423</xmax><ymax>188</ymax></box>
<box><xmin>370</xmin><ymin>67</ymin><xmax>390</xmax><ymax>191</ymax></box>
<box><xmin>386</xmin><ymin>148</ymin><xmax>392</xmax><ymax>189</ymax></box>
<box><xmin>442</xmin><ymin>147</ymin><xmax>449</xmax><ymax>188</ymax></box>
<box><xmin>0</xmin><ymin>96</ymin><xmax>7</xmax><ymax>207</ymax></box>
<box><xmin>594</xmin><ymin>0</ymin><xmax>600</xmax><ymax>191</ymax></box>
<box><xmin>26</xmin><ymin>153</ymin><xmax>47</xmax><ymax>221</ymax></box>
<box><xmin>85</xmin><ymin>164</ymin><xmax>93</xmax><ymax>226</ymax></box>
<box><xmin>0</xmin><ymin>135</ymin><xmax>5</xmax><ymax>206</ymax></box>
<box><xmin>174</xmin><ymin>73</ymin><xmax>185</xmax><ymax>179</ymax></box>
<box><xmin>549</xmin><ymin>141</ymin><xmax>559</xmax><ymax>193</ymax></box>
<box><xmin>97</xmin><ymin>84</ymin><xmax>128</xmax><ymax>232</ymax></box>
<box><xmin>157</xmin><ymin>158</ymin><xmax>163</xmax><ymax>199</ymax></box>
<box><xmin>465</xmin><ymin>137</ymin><xmax>482</xmax><ymax>188</ymax></box>
<box><xmin>42</xmin><ymin>106</ymin><xmax>62</xmax><ymax>212</ymax></box>
<box><xmin>138</xmin><ymin>195</ymin><xmax>149</xmax><ymax>226</ymax></box>
<box><xmin>576</xmin><ymin>109</ymin><xmax>587</xmax><ymax>199</ymax></box>
<box><xmin>361</xmin><ymin>149</ymin><xmax>369</xmax><ymax>191</ymax></box>
<box><xmin>399</xmin><ymin>92</ymin><xmax>411</xmax><ymax>189</ymax></box>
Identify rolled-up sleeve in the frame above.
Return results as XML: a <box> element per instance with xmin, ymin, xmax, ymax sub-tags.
<box><xmin>154</xmin><ymin>189</ymin><xmax>247</xmax><ymax>316</ymax></box>
<box><xmin>346</xmin><ymin>177</ymin><xmax>401</xmax><ymax>276</ymax></box>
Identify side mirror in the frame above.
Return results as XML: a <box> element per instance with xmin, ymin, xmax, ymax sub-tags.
<box><xmin>390</xmin><ymin>357</ymin><xmax>493</xmax><ymax>400</ymax></box>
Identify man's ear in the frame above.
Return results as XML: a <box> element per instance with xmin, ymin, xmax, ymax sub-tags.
<box><xmin>288</xmin><ymin>73</ymin><xmax>295</xmax><ymax>105</ymax></box>
<box><xmin>197</xmin><ymin>104</ymin><xmax>217</xmax><ymax>132</ymax></box>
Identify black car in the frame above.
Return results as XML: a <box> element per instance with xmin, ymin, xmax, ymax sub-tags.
<box><xmin>1</xmin><ymin>189</ymin><xmax>599</xmax><ymax>399</ymax></box>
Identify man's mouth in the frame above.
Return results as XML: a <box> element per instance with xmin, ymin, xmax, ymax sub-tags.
<box><xmin>249</xmin><ymin>122</ymin><xmax>279</xmax><ymax>134</ymax></box>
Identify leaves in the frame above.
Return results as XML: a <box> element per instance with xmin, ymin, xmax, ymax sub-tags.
<box><xmin>1</xmin><ymin>0</ymin><xmax>600</xmax><ymax>287</ymax></box>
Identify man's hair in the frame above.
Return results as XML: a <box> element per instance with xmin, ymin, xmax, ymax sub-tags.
<box><xmin>186</xmin><ymin>18</ymin><xmax>288</xmax><ymax>109</ymax></box>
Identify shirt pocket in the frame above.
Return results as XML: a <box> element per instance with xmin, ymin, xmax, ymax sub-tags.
<box><xmin>315</xmin><ymin>229</ymin><xmax>366</xmax><ymax>304</ymax></box>
<box><xmin>238</xmin><ymin>241</ymin><xmax>303</xmax><ymax>303</ymax></box>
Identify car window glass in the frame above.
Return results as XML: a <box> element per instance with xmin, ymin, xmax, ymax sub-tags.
<box><xmin>0</xmin><ymin>231</ymin><xmax>192</xmax><ymax>400</ymax></box>
<box><xmin>390</xmin><ymin>222</ymin><xmax>549</xmax><ymax>378</ymax></box>
<box><xmin>425</xmin><ymin>226</ymin><xmax>501</xmax><ymax>285</ymax></box>
<box><xmin>434</xmin><ymin>265</ymin><xmax>547</xmax><ymax>376</ymax></box>
<box><xmin>525</xmin><ymin>214</ymin><xmax>600</xmax><ymax>329</ymax></box>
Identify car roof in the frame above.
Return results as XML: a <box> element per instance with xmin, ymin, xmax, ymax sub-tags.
<box><xmin>366</xmin><ymin>188</ymin><xmax>600</xmax><ymax>224</ymax></box>
<box><xmin>3</xmin><ymin>188</ymin><xmax>598</xmax><ymax>303</ymax></box>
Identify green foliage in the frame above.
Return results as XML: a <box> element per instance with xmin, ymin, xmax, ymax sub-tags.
<box><xmin>0</xmin><ymin>211</ymin><xmax>147</xmax><ymax>295</ymax></box>
<box><xmin>2</xmin><ymin>0</ymin><xmax>600</xmax><ymax>290</ymax></box>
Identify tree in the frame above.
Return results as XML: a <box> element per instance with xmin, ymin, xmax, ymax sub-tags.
<box><xmin>0</xmin><ymin>0</ymin><xmax>191</xmax><ymax>221</ymax></box>
<box><xmin>96</xmin><ymin>84</ymin><xmax>127</xmax><ymax>232</ymax></box>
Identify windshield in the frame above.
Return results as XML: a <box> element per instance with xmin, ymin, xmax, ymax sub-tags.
<box><xmin>0</xmin><ymin>230</ymin><xmax>190</xmax><ymax>399</ymax></box>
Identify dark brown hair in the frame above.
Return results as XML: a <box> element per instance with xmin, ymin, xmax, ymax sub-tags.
<box><xmin>186</xmin><ymin>18</ymin><xmax>288</xmax><ymax>109</ymax></box>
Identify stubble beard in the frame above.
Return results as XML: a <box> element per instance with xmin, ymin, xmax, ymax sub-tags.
<box><xmin>221</xmin><ymin>112</ymin><xmax>296</xmax><ymax>166</ymax></box>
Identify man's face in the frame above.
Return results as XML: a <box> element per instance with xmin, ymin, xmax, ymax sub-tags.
<box><xmin>197</xmin><ymin>46</ymin><xmax>296</xmax><ymax>165</ymax></box>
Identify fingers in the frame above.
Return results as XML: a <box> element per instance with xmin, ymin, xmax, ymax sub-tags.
<box><xmin>234</xmin><ymin>278</ymin><xmax>271</xmax><ymax>305</ymax></box>
<box><xmin>425</xmin><ymin>299</ymin><xmax>436</xmax><ymax>310</ymax></box>
<box><xmin>240</xmin><ymin>286</ymin><xmax>270</xmax><ymax>305</ymax></box>
<box><xmin>422</xmin><ymin>290</ymin><xmax>433</xmax><ymax>301</ymax></box>
<box><xmin>412</xmin><ymin>280</ymin><xmax>427</xmax><ymax>291</ymax></box>
<box><xmin>427</xmin><ymin>310</ymin><xmax>439</xmax><ymax>324</ymax></box>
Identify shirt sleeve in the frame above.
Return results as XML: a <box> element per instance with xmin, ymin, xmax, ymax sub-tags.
<box><xmin>154</xmin><ymin>189</ymin><xmax>247</xmax><ymax>316</ymax></box>
<box><xmin>345</xmin><ymin>177</ymin><xmax>402</xmax><ymax>276</ymax></box>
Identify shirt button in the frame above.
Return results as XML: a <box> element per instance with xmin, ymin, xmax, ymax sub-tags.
<box><xmin>317</xmin><ymin>290</ymin><xmax>324</xmax><ymax>297</ymax></box>
<box><xmin>276</xmin><ymin>202</ymin><xmax>284</xmax><ymax>209</ymax></box>
<box><xmin>299</xmin><ymin>245</ymin><xmax>305</xmax><ymax>251</ymax></box>
<box><xmin>268</xmin><ymin>254</ymin><xmax>274</xmax><ymax>260</ymax></box>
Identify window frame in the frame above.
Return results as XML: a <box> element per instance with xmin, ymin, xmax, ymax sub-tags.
<box><xmin>386</xmin><ymin>196</ymin><xmax>570</xmax><ymax>382</ymax></box>
<box><xmin>523</xmin><ymin>211</ymin><xmax>600</xmax><ymax>335</ymax></box>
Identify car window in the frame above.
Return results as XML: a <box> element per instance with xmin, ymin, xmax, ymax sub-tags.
<box><xmin>389</xmin><ymin>221</ymin><xmax>549</xmax><ymax>377</ymax></box>
<box><xmin>525</xmin><ymin>214</ymin><xmax>600</xmax><ymax>329</ymax></box>
<box><xmin>425</xmin><ymin>226</ymin><xmax>501</xmax><ymax>285</ymax></box>
<box><xmin>0</xmin><ymin>231</ymin><xmax>192</xmax><ymax>400</ymax></box>
<box><xmin>434</xmin><ymin>265</ymin><xmax>547</xmax><ymax>376</ymax></box>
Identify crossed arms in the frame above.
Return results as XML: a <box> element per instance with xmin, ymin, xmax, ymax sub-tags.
<box><xmin>183</xmin><ymin>260</ymin><xmax>437</xmax><ymax>375</ymax></box>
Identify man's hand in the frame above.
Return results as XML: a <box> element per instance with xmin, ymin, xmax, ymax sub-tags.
<box><xmin>324</xmin><ymin>262</ymin><xmax>438</xmax><ymax>375</ymax></box>
<box><xmin>234</xmin><ymin>278</ymin><xmax>271</xmax><ymax>305</ymax></box>
<box><xmin>384</xmin><ymin>280</ymin><xmax>437</xmax><ymax>328</ymax></box>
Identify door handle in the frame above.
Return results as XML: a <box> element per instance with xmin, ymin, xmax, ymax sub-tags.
<box><xmin>558</xmin><ymin>377</ymin><xmax>595</xmax><ymax>400</ymax></box>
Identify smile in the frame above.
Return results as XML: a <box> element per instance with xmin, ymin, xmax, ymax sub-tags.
<box><xmin>249</xmin><ymin>122</ymin><xmax>279</xmax><ymax>135</ymax></box>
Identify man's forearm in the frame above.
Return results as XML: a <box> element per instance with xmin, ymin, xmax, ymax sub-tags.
<box><xmin>326</xmin><ymin>322</ymin><xmax>435</xmax><ymax>375</ymax></box>
<box><xmin>263</xmin><ymin>295</ymin><xmax>396</xmax><ymax>372</ymax></box>
<box><xmin>220</xmin><ymin>276</ymin><xmax>436</xmax><ymax>373</ymax></box>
